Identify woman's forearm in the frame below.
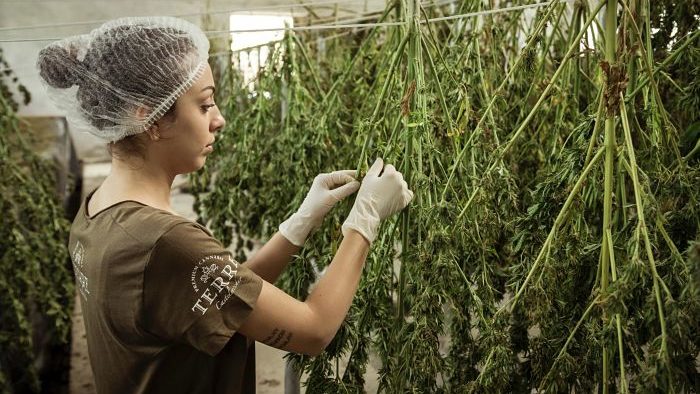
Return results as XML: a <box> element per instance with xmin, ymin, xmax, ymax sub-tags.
<box><xmin>235</xmin><ymin>229</ymin><xmax>371</xmax><ymax>356</ymax></box>
<box><xmin>304</xmin><ymin>229</ymin><xmax>370</xmax><ymax>346</ymax></box>
<box><xmin>243</xmin><ymin>232</ymin><xmax>300</xmax><ymax>283</ymax></box>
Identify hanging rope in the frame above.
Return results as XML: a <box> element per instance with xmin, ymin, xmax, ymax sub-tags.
<box><xmin>0</xmin><ymin>0</ymin><xmax>377</xmax><ymax>32</ymax></box>
<box><xmin>0</xmin><ymin>0</ymin><xmax>574</xmax><ymax>43</ymax></box>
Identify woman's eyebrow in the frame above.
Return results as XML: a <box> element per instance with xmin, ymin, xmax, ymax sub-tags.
<box><xmin>200</xmin><ymin>86</ymin><xmax>215</xmax><ymax>94</ymax></box>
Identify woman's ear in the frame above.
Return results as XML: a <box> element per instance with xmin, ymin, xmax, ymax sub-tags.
<box><xmin>135</xmin><ymin>106</ymin><xmax>161</xmax><ymax>141</ymax></box>
<box><xmin>145</xmin><ymin>123</ymin><xmax>161</xmax><ymax>141</ymax></box>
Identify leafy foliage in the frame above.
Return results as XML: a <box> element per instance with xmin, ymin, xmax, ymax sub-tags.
<box><xmin>193</xmin><ymin>0</ymin><xmax>699</xmax><ymax>391</ymax></box>
<box><xmin>0</xmin><ymin>49</ymin><xmax>74</xmax><ymax>392</ymax></box>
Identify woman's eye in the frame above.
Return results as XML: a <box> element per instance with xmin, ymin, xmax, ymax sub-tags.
<box><xmin>201</xmin><ymin>103</ymin><xmax>216</xmax><ymax>113</ymax></box>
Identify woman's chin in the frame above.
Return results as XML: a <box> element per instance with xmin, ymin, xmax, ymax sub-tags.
<box><xmin>177</xmin><ymin>158</ymin><xmax>207</xmax><ymax>174</ymax></box>
<box><xmin>193</xmin><ymin>158</ymin><xmax>206</xmax><ymax>171</ymax></box>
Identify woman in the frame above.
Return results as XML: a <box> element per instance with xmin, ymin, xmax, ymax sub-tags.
<box><xmin>37</xmin><ymin>16</ymin><xmax>413</xmax><ymax>393</ymax></box>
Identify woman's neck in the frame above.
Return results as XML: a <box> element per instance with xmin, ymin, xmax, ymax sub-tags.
<box><xmin>97</xmin><ymin>158</ymin><xmax>176</xmax><ymax>213</ymax></box>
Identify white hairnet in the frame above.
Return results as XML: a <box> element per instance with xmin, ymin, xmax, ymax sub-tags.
<box><xmin>36</xmin><ymin>16</ymin><xmax>210</xmax><ymax>142</ymax></box>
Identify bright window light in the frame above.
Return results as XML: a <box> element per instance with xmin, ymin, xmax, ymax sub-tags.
<box><xmin>229</xmin><ymin>14</ymin><xmax>293</xmax><ymax>86</ymax></box>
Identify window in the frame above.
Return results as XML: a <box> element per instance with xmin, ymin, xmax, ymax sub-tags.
<box><xmin>230</xmin><ymin>14</ymin><xmax>294</xmax><ymax>86</ymax></box>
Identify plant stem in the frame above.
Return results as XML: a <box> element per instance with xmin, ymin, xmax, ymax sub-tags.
<box><xmin>584</xmin><ymin>89</ymin><xmax>606</xmax><ymax>167</ymax></box>
<box><xmin>292</xmin><ymin>33</ymin><xmax>323</xmax><ymax>96</ymax></box>
<box><xmin>605</xmin><ymin>229</ymin><xmax>628</xmax><ymax>394</ymax></box>
<box><xmin>356</xmin><ymin>34</ymin><xmax>410</xmax><ymax>171</ymax></box>
<box><xmin>454</xmin><ymin>0</ymin><xmax>608</xmax><ymax>219</ymax></box>
<box><xmin>685</xmin><ymin>139</ymin><xmax>700</xmax><ymax>161</ymax></box>
<box><xmin>619</xmin><ymin>92</ymin><xmax>670</xmax><ymax>371</ymax></box>
<box><xmin>439</xmin><ymin>0</ymin><xmax>566</xmax><ymax>202</ymax></box>
<box><xmin>655</xmin><ymin>215</ymin><xmax>691</xmax><ymax>280</ymax></box>
<box><xmin>507</xmin><ymin>147</ymin><xmax>605</xmax><ymax>311</ymax></box>
<box><xmin>539</xmin><ymin>294</ymin><xmax>602</xmax><ymax>391</ymax></box>
<box><xmin>320</xmin><ymin>4</ymin><xmax>395</xmax><ymax>117</ymax></box>
<box><xmin>397</xmin><ymin>0</ymin><xmax>422</xmax><ymax>323</ymax></box>
<box><xmin>626</xmin><ymin>28</ymin><xmax>700</xmax><ymax>100</ymax></box>
<box><xmin>600</xmin><ymin>1</ymin><xmax>617</xmax><ymax>390</ymax></box>
<box><xmin>519</xmin><ymin>4</ymin><xmax>567</xmax><ymax>118</ymax></box>
<box><xmin>619</xmin><ymin>0</ymin><xmax>682</xmax><ymax>164</ymax></box>
<box><xmin>420</xmin><ymin>33</ymin><xmax>455</xmax><ymax>137</ymax></box>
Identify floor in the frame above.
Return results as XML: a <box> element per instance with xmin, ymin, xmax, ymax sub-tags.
<box><xmin>69</xmin><ymin>162</ymin><xmax>379</xmax><ymax>393</ymax></box>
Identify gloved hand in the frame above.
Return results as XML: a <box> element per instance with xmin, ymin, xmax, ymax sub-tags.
<box><xmin>279</xmin><ymin>170</ymin><xmax>361</xmax><ymax>246</ymax></box>
<box><xmin>342</xmin><ymin>158</ymin><xmax>414</xmax><ymax>243</ymax></box>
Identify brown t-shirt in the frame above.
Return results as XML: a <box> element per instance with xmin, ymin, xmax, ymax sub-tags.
<box><xmin>68</xmin><ymin>189</ymin><xmax>263</xmax><ymax>394</ymax></box>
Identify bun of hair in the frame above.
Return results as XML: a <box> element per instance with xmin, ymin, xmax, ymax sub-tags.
<box><xmin>37</xmin><ymin>45</ymin><xmax>83</xmax><ymax>89</ymax></box>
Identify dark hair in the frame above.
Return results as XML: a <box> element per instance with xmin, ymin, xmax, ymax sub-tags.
<box><xmin>37</xmin><ymin>24</ymin><xmax>195</xmax><ymax>159</ymax></box>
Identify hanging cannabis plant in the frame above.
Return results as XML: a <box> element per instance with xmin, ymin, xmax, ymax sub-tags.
<box><xmin>193</xmin><ymin>0</ymin><xmax>699</xmax><ymax>391</ymax></box>
<box><xmin>0</xmin><ymin>48</ymin><xmax>74</xmax><ymax>392</ymax></box>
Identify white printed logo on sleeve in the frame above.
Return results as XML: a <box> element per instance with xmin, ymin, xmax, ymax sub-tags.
<box><xmin>189</xmin><ymin>255</ymin><xmax>243</xmax><ymax>315</ymax></box>
<box><xmin>71</xmin><ymin>241</ymin><xmax>90</xmax><ymax>300</ymax></box>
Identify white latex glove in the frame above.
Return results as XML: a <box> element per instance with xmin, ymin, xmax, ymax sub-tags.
<box><xmin>342</xmin><ymin>158</ymin><xmax>414</xmax><ymax>243</ymax></box>
<box><xmin>279</xmin><ymin>170</ymin><xmax>361</xmax><ymax>246</ymax></box>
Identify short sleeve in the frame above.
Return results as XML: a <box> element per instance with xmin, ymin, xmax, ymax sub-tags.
<box><xmin>142</xmin><ymin>222</ymin><xmax>263</xmax><ymax>356</ymax></box>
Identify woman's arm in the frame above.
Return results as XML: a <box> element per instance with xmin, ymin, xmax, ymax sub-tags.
<box><xmin>242</xmin><ymin>232</ymin><xmax>299</xmax><ymax>284</ymax></box>
<box><xmin>236</xmin><ymin>229</ymin><xmax>369</xmax><ymax>356</ymax></box>
<box><xmin>237</xmin><ymin>159</ymin><xmax>412</xmax><ymax>356</ymax></box>
<box><xmin>241</xmin><ymin>170</ymin><xmax>360</xmax><ymax>283</ymax></box>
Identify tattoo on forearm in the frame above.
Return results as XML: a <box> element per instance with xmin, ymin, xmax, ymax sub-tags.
<box><xmin>261</xmin><ymin>327</ymin><xmax>293</xmax><ymax>348</ymax></box>
<box><xmin>279</xmin><ymin>331</ymin><xmax>292</xmax><ymax>348</ymax></box>
<box><xmin>261</xmin><ymin>328</ymin><xmax>279</xmax><ymax>344</ymax></box>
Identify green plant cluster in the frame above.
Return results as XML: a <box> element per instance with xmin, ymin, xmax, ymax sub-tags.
<box><xmin>0</xmin><ymin>48</ymin><xmax>74</xmax><ymax>392</ymax></box>
<box><xmin>192</xmin><ymin>0</ymin><xmax>699</xmax><ymax>392</ymax></box>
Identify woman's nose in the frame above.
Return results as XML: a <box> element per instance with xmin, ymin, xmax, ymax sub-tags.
<box><xmin>211</xmin><ymin>111</ymin><xmax>226</xmax><ymax>133</ymax></box>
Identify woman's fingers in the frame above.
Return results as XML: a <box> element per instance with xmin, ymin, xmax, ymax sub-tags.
<box><xmin>323</xmin><ymin>170</ymin><xmax>357</xmax><ymax>189</ymax></box>
<box><xmin>333</xmin><ymin>169</ymin><xmax>358</xmax><ymax>179</ymax></box>
<box><xmin>383</xmin><ymin>164</ymin><xmax>397</xmax><ymax>176</ymax></box>
<box><xmin>367</xmin><ymin>158</ymin><xmax>384</xmax><ymax>177</ymax></box>
<box><xmin>330</xmin><ymin>179</ymin><xmax>361</xmax><ymax>200</ymax></box>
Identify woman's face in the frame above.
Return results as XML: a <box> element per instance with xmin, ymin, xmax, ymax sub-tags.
<box><xmin>151</xmin><ymin>62</ymin><xmax>225</xmax><ymax>175</ymax></box>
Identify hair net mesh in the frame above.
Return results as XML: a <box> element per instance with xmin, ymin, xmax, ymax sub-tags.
<box><xmin>36</xmin><ymin>16</ymin><xmax>210</xmax><ymax>142</ymax></box>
